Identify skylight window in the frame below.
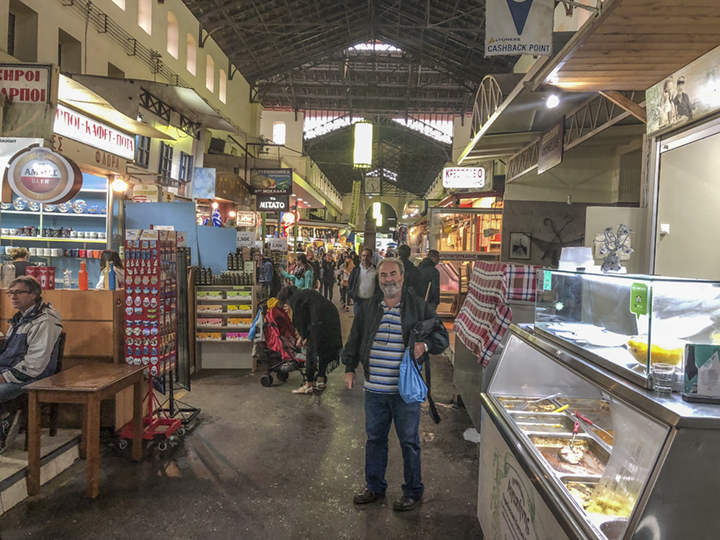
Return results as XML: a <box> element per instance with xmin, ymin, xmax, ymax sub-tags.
<box><xmin>366</xmin><ymin>168</ymin><xmax>398</xmax><ymax>182</ymax></box>
<box><xmin>304</xmin><ymin>115</ymin><xmax>364</xmax><ymax>140</ymax></box>
<box><xmin>348</xmin><ymin>42</ymin><xmax>402</xmax><ymax>54</ymax></box>
<box><xmin>392</xmin><ymin>117</ymin><xmax>453</xmax><ymax>144</ymax></box>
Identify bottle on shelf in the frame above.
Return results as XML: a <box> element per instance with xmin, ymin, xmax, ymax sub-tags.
<box><xmin>63</xmin><ymin>269</ymin><xmax>72</xmax><ymax>290</ymax></box>
<box><xmin>227</xmin><ymin>253</ymin><xmax>234</xmax><ymax>271</ymax></box>
<box><xmin>207</xmin><ymin>267</ymin><xmax>213</xmax><ymax>285</ymax></box>
<box><xmin>108</xmin><ymin>262</ymin><xmax>116</xmax><ymax>290</ymax></box>
<box><xmin>78</xmin><ymin>261</ymin><xmax>88</xmax><ymax>290</ymax></box>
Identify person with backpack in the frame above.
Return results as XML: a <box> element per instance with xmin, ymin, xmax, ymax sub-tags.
<box><xmin>417</xmin><ymin>250</ymin><xmax>441</xmax><ymax>309</ymax></box>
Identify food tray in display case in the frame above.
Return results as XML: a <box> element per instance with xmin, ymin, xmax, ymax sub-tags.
<box><xmin>535</xmin><ymin>270</ymin><xmax>720</xmax><ymax>388</ymax></box>
<box><xmin>478</xmin><ymin>325</ymin><xmax>720</xmax><ymax>540</ymax></box>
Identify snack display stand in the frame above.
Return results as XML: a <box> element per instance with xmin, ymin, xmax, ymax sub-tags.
<box><xmin>478</xmin><ymin>271</ymin><xmax>720</xmax><ymax>540</ymax></box>
<box><xmin>195</xmin><ymin>283</ymin><xmax>257</xmax><ymax>370</ymax></box>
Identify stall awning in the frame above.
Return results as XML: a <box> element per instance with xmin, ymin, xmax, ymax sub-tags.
<box><xmin>532</xmin><ymin>0</ymin><xmax>720</xmax><ymax>92</ymax></box>
<box><xmin>58</xmin><ymin>75</ymin><xmax>174</xmax><ymax>140</ymax></box>
<box><xmin>65</xmin><ymin>74</ymin><xmax>240</xmax><ymax>134</ymax></box>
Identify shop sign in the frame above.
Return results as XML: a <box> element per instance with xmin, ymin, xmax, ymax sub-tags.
<box><xmin>485</xmin><ymin>0</ymin><xmax>553</xmax><ymax>57</ymax></box>
<box><xmin>249</xmin><ymin>168</ymin><xmax>292</xmax><ymax>195</ymax></box>
<box><xmin>256</xmin><ymin>194</ymin><xmax>289</xmax><ymax>212</ymax></box>
<box><xmin>647</xmin><ymin>45</ymin><xmax>720</xmax><ymax>137</ymax></box>
<box><xmin>478</xmin><ymin>411</ymin><xmax>570</xmax><ymax>540</ymax></box>
<box><xmin>442</xmin><ymin>167</ymin><xmax>485</xmax><ymax>189</ymax></box>
<box><xmin>236</xmin><ymin>210</ymin><xmax>257</xmax><ymax>227</ymax></box>
<box><xmin>133</xmin><ymin>183</ymin><xmax>162</xmax><ymax>203</ymax></box>
<box><xmin>537</xmin><ymin>116</ymin><xmax>565</xmax><ymax>175</ymax></box>
<box><xmin>51</xmin><ymin>135</ymin><xmax>127</xmax><ymax>174</ymax></box>
<box><xmin>348</xmin><ymin>179</ymin><xmax>362</xmax><ymax>230</ymax></box>
<box><xmin>236</xmin><ymin>231</ymin><xmax>256</xmax><ymax>248</ymax></box>
<box><xmin>176</xmin><ymin>231</ymin><xmax>187</xmax><ymax>248</ymax></box>
<box><xmin>0</xmin><ymin>64</ymin><xmax>54</xmax><ymax>104</ymax></box>
<box><xmin>54</xmin><ymin>104</ymin><xmax>135</xmax><ymax>160</ymax></box>
<box><xmin>5</xmin><ymin>146</ymin><xmax>83</xmax><ymax>203</ymax></box>
<box><xmin>268</xmin><ymin>238</ymin><xmax>287</xmax><ymax>251</ymax></box>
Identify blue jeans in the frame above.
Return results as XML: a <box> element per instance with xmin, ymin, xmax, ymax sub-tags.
<box><xmin>364</xmin><ymin>391</ymin><xmax>423</xmax><ymax>499</ymax></box>
<box><xmin>0</xmin><ymin>380</ymin><xmax>27</xmax><ymax>413</ymax></box>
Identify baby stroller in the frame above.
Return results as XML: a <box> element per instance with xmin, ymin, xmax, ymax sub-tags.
<box><xmin>254</xmin><ymin>299</ymin><xmax>306</xmax><ymax>387</ymax></box>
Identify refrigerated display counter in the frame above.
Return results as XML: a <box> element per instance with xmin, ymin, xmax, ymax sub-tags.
<box><xmin>479</xmin><ymin>324</ymin><xmax>720</xmax><ymax>540</ymax></box>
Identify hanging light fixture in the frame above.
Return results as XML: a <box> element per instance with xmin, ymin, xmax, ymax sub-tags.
<box><xmin>353</xmin><ymin>122</ymin><xmax>373</xmax><ymax>169</ymax></box>
<box><xmin>373</xmin><ymin>201</ymin><xmax>383</xmax><ymax>227</ymax></box>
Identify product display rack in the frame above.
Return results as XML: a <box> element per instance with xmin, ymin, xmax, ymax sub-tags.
<box><xmin>0</xmin><ymin>175</ymin><xmax>112</xmax><ymax>286</ymax></box>
<box><xmin>195</xmin><ymin>283</ymin><xmax>257</xmax><ymax>369</ymax></box>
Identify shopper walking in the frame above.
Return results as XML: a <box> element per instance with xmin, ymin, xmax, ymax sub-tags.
<box><xmin>306</xmin><ymin>250</ymin><xmax>321</xmax><ymax>290</ymax></box>
<box><xmin>417</xmin><ymin>249</ymin><xmax>441</xmax><ymax>309</ymax></box>
<box><xmin>321</xmin><ymin>252</ymin><xmax>336</xmax><ymax>301</ymax></box>
<box><xmin>347</xmin><ymin>248</ymin><xmax>378</xmax><ymax>316</ymax></box>
<box><xmin>340</xmin><ymin>255</ymin><xmax>355</xmax><ymax>312</ymax></box>
<box><xmin>278</xmin><ymin>286</ymin><xmax>342</xmax><ymax>394</ymax></box>
<box><xmin>281</xmin><ymin>253</ymin><xmax>314</xmax><ymax>289</ymax></box>
<box><xmin>397</xmin><ymin>245</ymin><xmax>421</xmax><ymax>296</ymax></box>
<box><xmin>343</xmin><ymin>258</ymin><xmax>449</xmax><ymax>511</ymax></box>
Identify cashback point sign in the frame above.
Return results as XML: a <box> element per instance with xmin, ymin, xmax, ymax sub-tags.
<box><xmin>485</xmin><ymin>0</ymin><xmax>553</xmax><ymax>57</ymax></box>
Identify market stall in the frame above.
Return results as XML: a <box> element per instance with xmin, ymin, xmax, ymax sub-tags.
<box><xmin>478</xmin><ymin>269</ymin><xmax>720</xmax><ymax>540</ymax></box>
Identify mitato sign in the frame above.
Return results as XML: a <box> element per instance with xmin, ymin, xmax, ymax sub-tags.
<box><xmin>5</xmin><ymin>146</ymin><xmax>82</xmax><ymax>203</ymax></box>
<box><xmin>442</xmin><ymin>167</ymin><xmax>485</xmax><ymax>189</ymax></box>
<box><xmin>54</xmin><ymin>104</ymin><xmax>135</xmax><ymax>160</ymax></box>
<box><xmin>256</xmin><ymin>194</ymin><xmax>289</xmax><ymax>212</ymax></box>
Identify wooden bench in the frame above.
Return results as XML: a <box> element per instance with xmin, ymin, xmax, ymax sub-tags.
<box><xmin>25</xmin><ymin>363</ymin><xmax>145</xmax><ymax>498</ymax></box>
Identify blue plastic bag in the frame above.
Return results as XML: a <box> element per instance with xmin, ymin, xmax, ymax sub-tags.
<box><xmin>398</xmin><ymin>348</ymin><xmax>428</xmax><ymax>404</ymax></box>
<box><xmin>248</xmin><ymin>309</ymin><xmax>263</xmax><ymax>341</ymax></box>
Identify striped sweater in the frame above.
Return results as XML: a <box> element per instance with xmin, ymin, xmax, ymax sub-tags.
<box><xmin>364</xmin><ymin>302</ymin><xmax>405</xmax><ymax>394</ymax></box>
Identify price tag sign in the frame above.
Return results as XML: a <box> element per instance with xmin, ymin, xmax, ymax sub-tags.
<box><xmin>630</xmin><ymin>282</ymin><xmax>650</xmax><ymax>318</ymax></box>
<box><xmin>268</xmin><ymin>238</ymin><xmax>287</xmax><ymax>251</ymax></box>
<box><xmin>543</xmin><ymin>270</ymin><xmax>552</xmax><ymax>291</ymax></box>
<box><xmin>236</xmin><ymin>231</ymin><xmax>256</xmax><ymax>248</ymax></box>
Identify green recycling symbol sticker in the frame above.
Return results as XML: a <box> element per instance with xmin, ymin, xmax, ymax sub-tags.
<box><xmin>630</xmin><ymin>282</ymin><xmax>649</xmax><ymax>317</ymax></box>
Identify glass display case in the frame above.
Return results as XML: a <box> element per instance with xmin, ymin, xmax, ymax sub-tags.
<box><xmin>479</xmin><ymin>325</ymin><xmax>720</xmax><ymax>540</ymax></box>
<box><xmin>535</xmin><ymin>270</ymin><xmax>720</xmax><ymax>388</ymax></box>
<box><xmin>428</xmin><ymin>207</ymin><xmax>502</xmax><ymax>258</ymax></box>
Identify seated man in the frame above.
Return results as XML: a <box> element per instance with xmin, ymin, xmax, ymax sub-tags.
<box><xmin>0</xmin><ymin>276</ymin><xmax>63</xmax><ymax>452</ymax></box>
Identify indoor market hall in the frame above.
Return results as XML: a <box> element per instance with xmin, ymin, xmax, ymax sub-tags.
<box><xmin>0</xmin><ymin>0</ymin><xmax>717</xmax><ymax>539</ymax></box>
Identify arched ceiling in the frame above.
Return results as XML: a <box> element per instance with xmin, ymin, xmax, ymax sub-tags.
<box><xmin>183</xmin><ymin>0</ymin><xmax>516</xmax><ymax>195</ymax></box>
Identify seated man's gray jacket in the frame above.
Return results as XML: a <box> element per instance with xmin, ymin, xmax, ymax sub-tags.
<box><xmin>0</xmin><ymin>301</ymin><xmax>63</xmax><ymax>384</ymax></box>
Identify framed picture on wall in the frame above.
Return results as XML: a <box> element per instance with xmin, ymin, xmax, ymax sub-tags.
<box><xmin>509</xmin><ymin>232</ymin><xmax>532</xmax><ymax>260</ymax></box>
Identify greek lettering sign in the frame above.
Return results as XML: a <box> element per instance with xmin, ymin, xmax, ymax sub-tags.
<box><xmin>0</xmin><ymin>64</ymin><xmax>53</xmax><ymax>104</ymax></box>
<box><xmin>236</xmin><ymin>211</ymin><xmax>257</xmax><ymax>227</ymax></box>
<box><xmin>348</xmin><ymin>179</ymin><xmax>362</xmax><ymax>230</ymax></box>
<box><xmin>5</xmin><ymin>146</ymin><xmax>83</xmax><ymax>203</ymax></box>
<box><xmin>54</xmin><ymin>104</ymin><xmax>135</xmax><ymax>160</ymax></box>
<box><xmin>537</xmin><ymin>116</ymin><xmax>565</xmax><ymax>174</ymax></box>
<box><xmin>249</xmin><ymin>168</ymin><xmax>292</xmax><ymax>195</ymax></box>
<box><xmin>442</xmin><ymin>167</ymin><xmax>486</xmax><ymax>189</ymax></box>
<box><xmin>485</xmin><ymin>0</ymin><xmax>553</xmax><ymax>57</ymax></box>
<box><xmin>256</xmin><ymin>194</ymin><xmax>289</xmax><ymax>212</ymax></box>
<box><xmin>478</xmin><ymin>410</ymin><xmax>570</xmax><ymax>540</ymax></box>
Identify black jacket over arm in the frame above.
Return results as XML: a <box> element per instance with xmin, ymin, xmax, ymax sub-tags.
<box><xmin>342</xmin><ymin>290</ymin><xmax>449</xmax><ymax>381</ymax></box>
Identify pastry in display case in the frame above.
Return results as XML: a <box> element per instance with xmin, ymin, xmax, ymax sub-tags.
<box><xmin>535</xmin><ymin>270</ymin><xmax>720</xmax><ymax>388</ymax></box>
<box><xmin>478</xmin><ymin>325</ymin><xmax>720</xmax><ymax>540</ymax></box>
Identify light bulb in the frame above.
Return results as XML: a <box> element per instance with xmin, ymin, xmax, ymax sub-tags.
<box><xmin>211</xmin><ymin>202</ymin><xmax>219</xmax><ymax>209</ymax></box>
<box><xmin>112</xmin><ymin>178</ymin><xmax>128</xmax><ymax>193</ymax></box>
<box><xmin>229</xmin><ymin>211</ymin><xmax>236</xmax><ymax>217</ymax></box>
<box><xmin>547</xmin><ymin>95</ymin><xmax>560</xmax><ymax>109</ymax></box>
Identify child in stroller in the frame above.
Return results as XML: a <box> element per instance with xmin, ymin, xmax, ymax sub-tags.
<box><xmin>257</xmin><ymin>296</ymin><xmax>306</xmax><ymax>387</ymax></box>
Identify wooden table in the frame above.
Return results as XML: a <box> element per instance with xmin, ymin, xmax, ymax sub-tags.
<box><xmin>25</xmin><ymin>364</ymin><xmax>145</xmax><ymax>498</ymax></box>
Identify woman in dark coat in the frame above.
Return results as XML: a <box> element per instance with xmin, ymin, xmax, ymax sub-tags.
<box><xmin>277</xmin><ymin>286</ymin><xmax>342</xmax><ymax>394</ymax></box>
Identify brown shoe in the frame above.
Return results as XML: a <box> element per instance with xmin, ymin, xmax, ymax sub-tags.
<box><xmin>353</xmin><ymin>488</ymin><xmax>385</xmax><ymax>505</ymax></box>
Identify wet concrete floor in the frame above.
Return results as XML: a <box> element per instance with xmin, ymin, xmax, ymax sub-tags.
<box><xmin>0</xmin><ymin>296</ymin><xmax>483</xmax><ymax>540</ymax></box>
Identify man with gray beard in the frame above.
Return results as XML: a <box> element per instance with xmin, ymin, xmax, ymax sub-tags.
<box><xmin>342</xmin><ymin>258</ymin><xmax>449</xmax><ymax>511</ymax></box>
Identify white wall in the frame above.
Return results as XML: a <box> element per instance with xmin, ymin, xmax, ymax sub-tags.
<box><xmin>0</xmin><ymin>0</ymin><xmax>255</xmax><ymax>135</ymax></box>
<box><xmin>259</xmin><ymin>110</ymin><xmax>305</xmax><ymax>153</ymax></box>
<box><xmin>505</xmin><ymin>127</ymin><xmax>644</xmax><ymax>204</ymax></box>
<box><xmin>654</xmin><ymin>131</ymin><xmax>720</xmax><ymax>279</ymax></box>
